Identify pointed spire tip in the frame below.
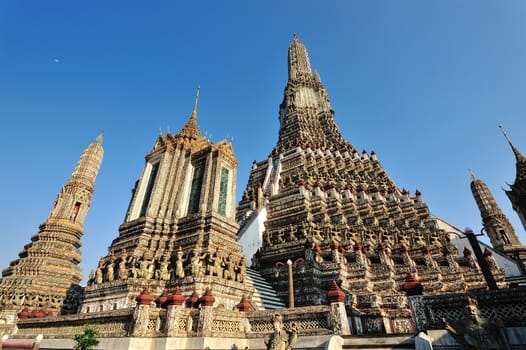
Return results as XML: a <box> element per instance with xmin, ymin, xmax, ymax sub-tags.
<box><xmin>96</xmin><ymin>130</ymin><xmax>104</xmax><ymax>144</ymax></box>
<box><xmin>191</xmin><ymin>85</ymin><xmax>200</xmax><ymax>119</ymax></box>
<box><xmin>175</xmin><ymin>87</ymin><xmax>201</xmax><ymax>139</ymax></box>
<box><xmin>468</xmin><ymin>168</ymin><xmax>476</xmax><ymax>181</ymax></box>
<box><xmin>499</xmin><ymin>124</ymin><xmax>513</xmax><ymax>143</ymax></box>
<box><xmin>499</xmin><ymin>123</ymin><xmax>523</xmax><ymax>159</ymax></box>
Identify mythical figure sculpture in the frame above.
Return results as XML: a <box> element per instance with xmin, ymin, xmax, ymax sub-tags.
<box><xmin>289</xmin><ymin>225</ymin><xmax>298</xmax><ymax>241</ymax></box>
<box><xmin>175</xmin><ymin>247</ymin><xmax>185</xmax><ymax>279</ymax></box>
<box><xmin>157</xmin><ymin>255</ymin><xmax>171</xmax><ymax>281</ymax></box>
<box><xmin>276</xmin><ymin>229</ymin><xmax>285</xmax><ymax>243</ymax></box>
<box><xmin>106</xmin><ymin>256</ymin><xmax>115</xmax><ymax>282</ymax></box>
<box><xmin>87</xmin><ymin>269</ymin><xmax>95</xmax><ymax>286</ymax></box>
<box><xmin>118</xmin><ymin>256</ymin><xmax>128</xmax><ymax>280</ymax></box>
<box><xmin>61</xmin><ymin>284</ymin><xmax>83</xmax><ymax>315</ymax></box>
<box><xmin>265</xmin><ymin>230</ymin><xmax>273</xmax><ymax>246</ymax></box>
<box><xmin>129</xmin><ymin>256</ymin><xmax>138</xmax><ymax>278</ymax></box>
<box><xmin>146</xmin><ymin>261</ymin><xmax>155</xmax><ymax>280</ymax></box>
<box><xmin>443</xmin><ymin>296</ymin><xmax>510</xmax><ymax>350</ymax></box>
<box><xmin>117</xmin><ymin>250</ymin><xmax>128</xmax><ymax>280</ymax></box>
<box><xmin>138</xmin><ymin>258</ymin><xmax>150</xmax><ymax>279</ymax></box>
<box><xmin>95</xmin><ymin>259</ymin><xmax>104</xmax><ymax>284</ymax></box>
<box><xmin>191</xmin><ymin>250</ymin><xmax>207</xmax><ymax>278</ymax></box>
<box><xmin>209</xmin><ymin>251</ymin><xmax>223</xmax><ymax>277</ymax></box>
<box><xmin>222</xmin><ymin>256</ymin><xmax>235</xmax><ymax>280</ymax></box>
<box><xmin>236</xmin><ymin>257</ymin><xmax>246</xmax><ymax>283</ymax></box>
<box><xmin>265</xmin><ymin>314</ymin><xmax>298</xmax><ymax>350</ymax></box>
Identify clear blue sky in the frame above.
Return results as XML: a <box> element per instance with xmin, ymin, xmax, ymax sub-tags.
<box><xmin>1</xmin><ymin>1</ymin><xmax>525</xmax><ymax>282</ymax></box>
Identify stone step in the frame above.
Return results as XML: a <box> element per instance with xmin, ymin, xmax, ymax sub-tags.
<box><xmin>246</xmin><ymin>268</ymin><xmax>286</xmax><ymax>310</ymax></box>
<box><xmin>264</xmin><ymin>164</ymin><xmax>278</xmax><ymax>194</ymax></box>
<box><xmin>246</xmin><ymin>268</ymin><xmax>267</xmax><ymax>281</ymax></box>
<box><xmin>245</xmin><ymin>286</ymin><xmax>284</xmax><ymax>309</ymax></box>
<box><xmin>342</xmin><ymin>335</ymin><xmax>415</xmax><ymax>350</ymax></box>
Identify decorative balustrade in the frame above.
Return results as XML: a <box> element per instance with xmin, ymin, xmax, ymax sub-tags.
<box><xmin>14</xmin><ymin>308</ymin><xmax>134</xmax><ymax>339</ymax></box>
<box><xmin>247</xmin><ymin>305</ymin><xmax>333</xmax><ymax>336</ymax></box>
<box><xmin>410</xmin><ymin>288</ymin><xmax>526</xmax><ymax>331</ymax></box>
<box><xmin>11</xmin><ymin>303</ymin><xmax>340</xmax><ymax>340</ymax></box>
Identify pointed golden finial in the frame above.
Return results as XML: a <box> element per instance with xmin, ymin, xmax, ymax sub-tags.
<box><xmin>191</xmin><ymin>85</ymin><xmax>200</xmax><ymax>119</ymax></box>
<box><xmin>468</xmin><ymin>168</ymin><xmax>476</xmax><ymax>181</ymax></box>
<box><xmin>96</xmin><ymin>129</ymin><xmax>104</xmax><ymax>144</ymax></box>
<box><xmin>499</xmin><ymin>123</ymin><xmax>522</xmax><ymax>158</ymax></box>
<box><xmin>314</xmin><ymin>70</ymin><xmax>321</xmax><ymax>82</ymax></box>
<box><xmin>499</xmin><ymin>124</ymin><xmax>512</xmax><ymax>145</ymax></box>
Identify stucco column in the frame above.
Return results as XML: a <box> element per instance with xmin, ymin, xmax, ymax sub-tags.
<box><xmin>166</xmin><ymin>304</ymin><xmax>186</xmax><ymax>336</ymax></box>
<box><xmin>132</xmin><ymin>304</ymin><xmax>150</xmax><ymax>337</ymax></box>
<box><xmin>132</xmin><ymin>287</ymin><xmax>153</xmax><ymax>337</ymax></box>
<box><xmin>327</xmin><ymin>280</ymin><xmax>351</xmax><ymax>335</ymax></box>
<box><xmin>330</xmin><ymin>303</ymin><xmax>351</xmax><ymax>335</ymax></box>
<box><xmin>287</xmin><ymin>259</ymin><xmax>294</xmax><ymax>308</ymax></box>
<box><xmin>165</xmin><ymin>287</ymin><xmax>186</xmax><ymax>336</ymax></box>
<box><xmin>197</xmin><ymin>306</ymin><xmax>214</xmax><ymax>337</ymax></box>
<box><xmin>407</xmin><ymin>295</ymin><xmax>428</xmax><ymax>333</ymax></box>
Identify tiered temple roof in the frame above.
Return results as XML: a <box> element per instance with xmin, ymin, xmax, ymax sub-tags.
<box><xmin>237</xmin><ymin>35</ymin><xmax>506</xmax><ymax>333</ymax></box>
<box><xmin>81</xmin><ymin>91</ymin><xmax>253</xmax><ymax>314</ymax></box>
<box><xmin>0</xmin><ymin>135</ymin><xmax>104</xmax><ymax>315</ymax></box>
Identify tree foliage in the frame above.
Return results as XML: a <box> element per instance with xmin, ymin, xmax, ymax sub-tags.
<box><xmin>73</xmin><ymin>325</ymin><xmax>100</xmax><ymax>350</ymax></box>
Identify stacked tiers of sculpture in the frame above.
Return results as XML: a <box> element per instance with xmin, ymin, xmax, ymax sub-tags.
<box><xmin>81</xmin><ymin>90</ymin><xmax>254</xmax><ymax>314</ymax></box>
<box><xmin>237</xmin><ymin>35</ymin><xmax>510</xmax><ymax>334</ymax></box>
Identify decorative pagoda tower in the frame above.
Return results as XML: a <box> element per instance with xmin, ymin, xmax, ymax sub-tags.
<box><xmin>470</xmin><ymin>171</ymin><xmax>522</xmax><ymax>247</ymax></box>
<box><xmin>81</xmin><ymin>90</ymin><xmax>253</xmax><ymax>313</ymax></box>
<box><xmin>470</xmin><ymin>171</ymin><xmax>526</xmax><ymax>273</ymax></box>
<box><xmin>501</xmin><ymin>125</ymin><xmax>526</xmax><ymax>232</ymax></box>
<box><xmin>237</xmin><ymin>35</ymin><xmax>501</xmax><ymax>334</ymax></box>
<box><xmin>0</xmin><ymin>135</ymin><xmax>104</xmax><ymax>317</ymax></box>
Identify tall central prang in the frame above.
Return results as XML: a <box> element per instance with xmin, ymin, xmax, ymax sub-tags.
<box><xmin>272</xmin><ymin>34</ymin><xmax>350</xmax><ymax>156</ymax></box>
<box><xmin>237</xmin><ymin>35</ymin><xmax>505</xmax><ymax>334</ymax></box>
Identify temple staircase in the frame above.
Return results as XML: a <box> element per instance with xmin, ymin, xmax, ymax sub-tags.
<box><xmin>246</xmin><ymin>267</ymin><xmax>285</xmax><ymax>310</ymax></box>
<box><xmin>263</xmin><ymin>161</ymin><xmax>280</xmax><ymax>196</ymax></box>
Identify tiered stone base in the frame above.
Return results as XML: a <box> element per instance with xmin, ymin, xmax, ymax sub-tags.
<box><xmin>81</xmin><ymin>275</ymin><xmax>254</xmax><ymax>314</ymax></box>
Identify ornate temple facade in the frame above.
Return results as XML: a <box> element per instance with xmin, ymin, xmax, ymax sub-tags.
<box><xmin>466</xmin><ymin>126</ymin><xmax>526</xmax><ymax>275</ymax></box>
<box><xmin>81</xmin><ymin>91</ymin><xmax>253</xmax><ymax>314</ymax></box>
<box><xmin>237</xmin><ymin>34</ymin><xmax>508</xmax><ymax>333</ymax></box>
<box><xmin>470</xmin><ymin>172</ymin><xmax>526</xmax><ymax>274</ymax></box>
<box><xmin>0</xmin><ymin>135</ymin><xmax>104</xmax><ymax>319</ymax></box>
<box><xmin>2</xmin><ymin>35</ymin><xmax>526</xmax><ymax>350</ymax></box>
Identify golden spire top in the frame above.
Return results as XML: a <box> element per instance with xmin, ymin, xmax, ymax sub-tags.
<box><xmin>468</xmin><ymin>168</ymin><xmax>476</xmax><ymax>181</ymax></box>
<box><xmin>500</xmin><ymin>124</ymin><xmax>526</xmax><ymax>184</ymax></box>
<box><xmin>96</xmin><ymin>130</ymin><xmax>104</xmax><ymax>144</ymax></box>
<box><xmin>175</xmin><ymin>87</ymin><xmax>201</xmax><ymax>140</ymax></box>
<box><xmin>288</xmin><ymin>33</ymin><xmax>312</xmax><ymax>82</ymax></box>
<box><xmin>499</xmin><ymin>124</ymin><xmax>512</xmax><ymax>144</ymax></box>
<box><xmin>191</xmin><ymin>85</ymin><xmax>200</xmax><ymax>119</ymax></box>
<box><xmin>499</xmin><ymin>124</ymin><xmax>523</xmax><ymax>159</ymax></box>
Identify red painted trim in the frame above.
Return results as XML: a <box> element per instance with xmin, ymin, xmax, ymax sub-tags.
<box><xmin>1</xmin><ymin>342</ymin><xmax>35</xmax><ymax>349</ymax></box>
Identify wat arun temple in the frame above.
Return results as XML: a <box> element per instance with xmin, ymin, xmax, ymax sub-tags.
<box><xmin>1</xmin><ymin>35</ymin><xmax>526</xmax><ymax>350</ymax></box>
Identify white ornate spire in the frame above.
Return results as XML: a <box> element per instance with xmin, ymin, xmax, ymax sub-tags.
<box><xmin>288</xmin><ymin>34</ymin><xmax>313</xmax><ymax>81</ymax></box>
